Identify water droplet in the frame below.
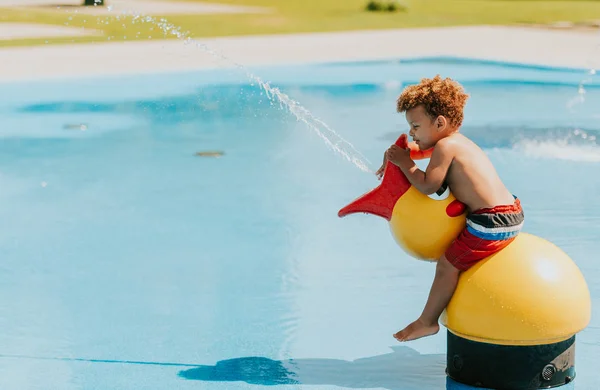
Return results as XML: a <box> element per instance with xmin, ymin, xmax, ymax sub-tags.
<box><xmin>41</xmin><ymin>182</ymin><xmax>47</xmax><ymax>188</ymax></box>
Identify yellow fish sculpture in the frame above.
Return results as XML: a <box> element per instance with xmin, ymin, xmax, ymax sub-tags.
<box><xmin>338</xmin><ymin>134</ymin><xmax>591</xmax><ymax>389</ymax></box>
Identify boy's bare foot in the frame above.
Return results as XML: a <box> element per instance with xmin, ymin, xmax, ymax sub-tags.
<box><xmin>393</xmin><ymin>318</ymin><xmax>440</xmax><ymax>342</ymax></box>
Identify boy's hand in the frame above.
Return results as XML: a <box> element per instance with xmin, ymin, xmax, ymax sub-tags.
<box><xmin>385</xmin><ymin>144</ymin><xmax>411</xmax><ymax>168</ymax></box>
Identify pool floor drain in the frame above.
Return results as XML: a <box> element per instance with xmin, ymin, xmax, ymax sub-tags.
<box><xmin>63</xmin><ymin>123</ymin><xmax>88</xmax><ymax>131</ymax></box>
<box><xmin>195</xmin><ymin>151</ymin><xmax>224</xmax><ymax>157</ymax></box>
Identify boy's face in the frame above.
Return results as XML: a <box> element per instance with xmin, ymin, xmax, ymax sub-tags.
<box><xmin>405</xmin><ymin>105</ymin><xmax>443</xmax><ymax>150</ymax></box>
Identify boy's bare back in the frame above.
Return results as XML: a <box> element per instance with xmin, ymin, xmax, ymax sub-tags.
<box><xmin>438</xmin><ymin>133</ymin><xmax>514</xmax><ymax>212</ymax></box>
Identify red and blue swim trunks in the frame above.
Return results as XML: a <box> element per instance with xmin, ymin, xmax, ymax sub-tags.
<box><xmin>445</xmin><ymin>197</ymin><xmax>524</xmax><ymax>271</ymax></box>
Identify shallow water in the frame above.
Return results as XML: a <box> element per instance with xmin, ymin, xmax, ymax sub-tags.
<box><xmin>0</xmin><ymin>58</ymin><xmax>598</xmax><ymax>389</ymax></box>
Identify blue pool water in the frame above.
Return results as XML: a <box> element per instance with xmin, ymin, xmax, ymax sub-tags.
<box><xmin>0</xmin><ymin>57</ymin><xmax>599</xmax><ymax>390</ymax></box>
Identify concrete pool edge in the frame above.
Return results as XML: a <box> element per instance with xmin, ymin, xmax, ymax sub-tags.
<box><xmin>0</xmin><ymin>55</ymin><xmax>597</xmax><ymax>90</ymax></box>
<box><xmin>0</xmin><ymin>25</ymin><xmax>598</xmax><ymax>84</ymax></box>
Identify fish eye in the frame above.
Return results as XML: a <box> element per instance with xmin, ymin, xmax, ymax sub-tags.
<box><xmin>428</xmin><ymin>183</ymin><xmax>450</xmax><ymax>200</ymax></box>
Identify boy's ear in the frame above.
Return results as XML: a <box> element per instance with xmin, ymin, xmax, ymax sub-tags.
<box><xmin>436</xmin><ymin>116</ymin><xmax>447</xmax><ymax>131</ymax></box>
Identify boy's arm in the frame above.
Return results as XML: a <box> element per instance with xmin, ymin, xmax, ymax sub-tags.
<box><xmin>391</xmin><ymin>141</ymin><xmax>453</xmax><ymax>195</ymax></box>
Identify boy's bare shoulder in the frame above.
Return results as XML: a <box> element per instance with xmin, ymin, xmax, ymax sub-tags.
<box><xmin>440</xmin><ymin>133</ymin><xmax>479</xmax><ymax>152</ymax></box>
<box><xmin>435</xmin><ymin>133</ymin><xmax>465</xmax><ymax>152</ymax></box>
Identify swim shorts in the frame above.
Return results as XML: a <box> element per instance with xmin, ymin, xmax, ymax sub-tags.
<box><xmin>445</xmin><ymin>197</ymin><xmax>524</xmax><ymax>271</ymax></box>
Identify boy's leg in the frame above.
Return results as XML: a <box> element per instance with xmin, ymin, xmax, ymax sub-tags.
<box><xmin>394</xmin><ymin>254</ymin><xmax>460</xmax><ymax>342</ymax></box>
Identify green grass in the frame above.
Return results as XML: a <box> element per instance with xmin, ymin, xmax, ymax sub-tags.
<box><xmin>2</xmin><ymin>0</ymin><xmax>600</xmax><ymax>47</ymax></box>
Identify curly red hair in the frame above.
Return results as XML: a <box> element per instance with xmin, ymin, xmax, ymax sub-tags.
<box><xmin>396</xmin><ymin>75</ymin><xmax>469</xmax><ymax>128</ymax></box>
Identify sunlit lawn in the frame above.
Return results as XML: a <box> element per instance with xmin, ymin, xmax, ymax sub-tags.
<box><xmin>1</xmin><ymin>0</ymin><xmax>600</xmax><ymax>47</ymax></box>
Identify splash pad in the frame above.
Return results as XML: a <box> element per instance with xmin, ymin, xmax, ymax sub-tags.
<box><xmin>338</xmin><ymin>134</ymin><xmax>591</xmax><ymax>389</ymax></box>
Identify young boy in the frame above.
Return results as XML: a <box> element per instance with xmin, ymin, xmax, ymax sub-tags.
<box><xmin>376</xmin><ymin>75</ymin><xmax>524</xmax><ymax>342</ymax></box>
